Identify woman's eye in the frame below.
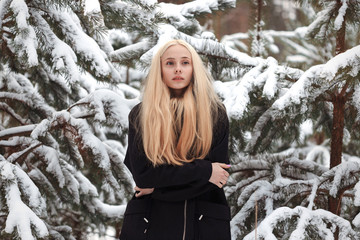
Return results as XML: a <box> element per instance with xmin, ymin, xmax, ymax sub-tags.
<box><xmin>166</xmin><ymin>61</ymin><xmax>174</xmax><ymax>65</ymax></box>
<box><xmin>183</xmin><ymin>61</ymin><xmax>189</xmax><ymax>65</ymax></box>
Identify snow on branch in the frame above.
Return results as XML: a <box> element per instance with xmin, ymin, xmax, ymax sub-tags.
<box><xmin>9</xmin><ymin>0</ymin><xmax>38</xmax><ymax>67</ymax></box>
<box><xmin>0</xmin><ymin>91</ymin><xmax>52</xmax><ymax>118</ymax></box>
<box><xmin>69</xmin><ymin>89</ymin><xmax>139</xmax><ymax>127</ymax></box>
<box><xmin>157</xmin><ymin>0</ymin><xmax>235</xmax><ymax>33</ymax></box>
<box><xmin>92</xmin><ymin>198</ymin><xmax>126</xmax><ymax>219</ymax></box>
<box><xmin>0</xmin><ymin>161</ymin><xmax>48</xmax><ymax>240</ymax></box>
<box><xmin>110</xmin><ymin>40</ymin><xmax>153</xmax><ymax>64</ymax></box>
<box><xmin>242</xmin><ymin>206</ymin><xmax>359</xmax><ymax>240</ymax></box>
<box><xmin>30</xmin><ymin>108</ymin><xmax>134</xmax><ymax>203</ymax></box>
<box><xmin>352</xmin><ymin>84</ymin><xmax>360</xmax><ymax>121</ymax></box>
<box><xmin>1</xmin><ymin>71</ymin><xmax>55</xmax><ymax>117</ymax></box>
<box><xmin>179</xmin><ymin>0</ymin><xmax>236</xmax><ymax>17</ymax></box>
<box><xmin>0</xmin><ymin>125</ymin><xmax>36</xmax><ymax>140</ymax></box>
<box><xmin>103</xmin><ymin>0</ymin><xmax>160</xmax><ymax>33</ymax></box>
<box><xmin>306</xmin><ymin>2</ymin><xmax>336</xmax><ymax>40</ymax></box>
<box><xmin>230</xmin><ymin>159</ymin><xmax>271</xmax><ymax>172</ymax></box>
<box><xmin>272</xmin><ymin>64</ymin><xmax>327</xmax><ymax>112</ymax></box>
<box><xmin>213</xmin><ymin>54</ymin><xmax>302</xmax><ymax>119</ymax></box>
<box><xmin>104</xmin><ymin>140</ymin><xmax>135</xmax><ymax>200</ymax></box>
<box><xmin>228</xmin><ymin>150</ymin><xmax>360</xmax><ymax>239</ymax></box>
<box><xmin>242</xmin><ymin>45</ymin><xmax>360</xmax><ymax>152</ymax></box>
<box><xmin>230</xmin><ymin>180</ymin><xmax>273</xmax><ymax>237</ymax></box>
<box><xmin>138</xmin><ymin>23</ymin><xmax>261</xmax><ymax>71</ymax></box>
<box><xmin>0</xmin><ymin>102</ymin><xmax>28</xmax><ymax>125</ymax></box>
<box><xmin>49</xmin><ymin>9</ymin><xmax>121</xmax><ymax>83</ymax></box>
<box><xmin>32</xmin><ymin>110</ymin><xmax>111</xmax><ymax>168</ymax></box>
<box><xmin>334</xmin><ymin>0</ymin><xmax>348</xmax><ymax>31</ymax></box>
<box><xmin>320</xmin><ymin>44</ymin><xmax>360</xmax><ymax>81</ymax></box>
<box><xmin>317</xmin><ymin>160</ymin><xmax>360</xmax><ymax>198</ymax></box>
<box><xmin>283</xmin><ymin>156</ymin><xmax>328</xmax><ymax>177</ymax></box>
<box><xmin>32</xmin><ymin>145</ymin><xmax>66</xmax><ymax>188</ymax></box>
<box><xmin>31</xmin><ymin>10</ymin><xmax>80</xmax><ymax>83</ymax></box>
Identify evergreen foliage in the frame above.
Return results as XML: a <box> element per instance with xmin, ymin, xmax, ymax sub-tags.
<box><xmin>1</xmin><ymin>0</ymin><xmax>360</xmax><ymax>239</ymax></box>
<box><xmin>0</xmin><ymin>0</ymin><xmax>239</xmax><ymax>239</ymax></box>
<box><xmin>220</xmin><ymin>0</ymin><xmax>360</xmax><ymax>239</ymax></box>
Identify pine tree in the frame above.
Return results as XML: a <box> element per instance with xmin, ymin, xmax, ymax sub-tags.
<box><xmin>0</xmin><ymin>0</ymin><xmax>241</xmax><ymax>239</ymax></box>
<box><xmin>217</xmin><ymin>0</ymin><xmax>360</xmax><ymax>239</ymax></box>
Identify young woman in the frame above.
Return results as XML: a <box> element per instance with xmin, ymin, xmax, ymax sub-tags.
<box><xmin>120</xmin><ymin>39</ymin><xmax>231</xmax><ymax>240</ymax></box>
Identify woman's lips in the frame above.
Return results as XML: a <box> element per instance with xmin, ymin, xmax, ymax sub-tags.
<box><xmin>173</xmin><ymin>76</ymin><xmax>184</xmax><ymax>80</ymax></box>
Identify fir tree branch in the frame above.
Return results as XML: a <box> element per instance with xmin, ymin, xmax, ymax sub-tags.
<box><xmin>7</xmin><ymin>142</ymin><xmax>42</xmax><ymax>164</ymax></box>
<box><xmin>0</xmin><ymin>124</ymin><xmax>36</xmax><ymax>140</ymax></box>
<box><xmin>0</xmin><ymin>102</ymin><xmax>28</xmax><ymax>125</ymax></box>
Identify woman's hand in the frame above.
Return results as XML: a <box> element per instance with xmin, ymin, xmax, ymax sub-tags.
<box><xmin>209</xmin><ymin>163</ymin><xmax>230</xmax><ymax>188</ymax></box>
<box><xmin>134</xmin><ymin>186</ymin><xmax>154</xmax><ymax>197</ymax></box>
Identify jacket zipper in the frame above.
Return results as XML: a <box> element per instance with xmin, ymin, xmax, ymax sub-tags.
<box><xmin>182</xmin><ymin>200</ymin><xmax>187</xmax><ymax>240</ymax></box>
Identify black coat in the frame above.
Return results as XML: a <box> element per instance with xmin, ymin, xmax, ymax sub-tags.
<box><xmin>120</xmin><ymin>103</ymin><xmax>231</xmax><ymax>240</ymax></box>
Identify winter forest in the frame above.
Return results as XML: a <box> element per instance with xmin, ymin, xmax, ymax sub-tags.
<box><xmin>0</xmin><ymin>0</ymin><xmax>360</xmax><ymax>239</ymax></box>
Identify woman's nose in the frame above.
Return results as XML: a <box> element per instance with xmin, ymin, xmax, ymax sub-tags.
<box><xmin>175</xmin><ymin>64</ymin><xmax>182</xmax><ymax>73</ymax></box>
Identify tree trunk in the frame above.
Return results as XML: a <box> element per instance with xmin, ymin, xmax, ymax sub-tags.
<box><xmin>213</xmin><ymin>11</ymin><xmax>223</xmax><ymax>40</ymax></box>
<box><xmin>328</xmin><ymin>2</ymin><xmax>346</xmax><ymax>239</ymax></box>
<box><xmin>255</xmin><ymin>0</ymin><xmax>262</xmax><ymax>57</ymax></box>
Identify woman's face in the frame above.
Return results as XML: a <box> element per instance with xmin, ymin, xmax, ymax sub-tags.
<box><xmin>161</xmin><ymin>44</ymin><xmax>193</xmax><ymax>97</ymax></box>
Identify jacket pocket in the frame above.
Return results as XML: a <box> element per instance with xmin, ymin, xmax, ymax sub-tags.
<box><xmin>120</xmin><ymin>197</ymin><xmax>151</xmax><ymax>240</ymax></box>
<box><xmin>195</xmin><ymin>201</ymin><xmax>231</xmax><ymax>240</ymax></box>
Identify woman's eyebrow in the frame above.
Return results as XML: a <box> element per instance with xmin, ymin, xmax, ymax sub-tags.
<box><xmin>164</xmin><ymin>56</ymin><xmax>191</xmax><ymax>60</ymax></box>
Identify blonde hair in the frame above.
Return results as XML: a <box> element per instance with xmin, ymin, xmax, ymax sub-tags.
<box><xmin>140</xmin><ymin>39</ymin><xmax>222</xmax><ymax>166</ymax></box>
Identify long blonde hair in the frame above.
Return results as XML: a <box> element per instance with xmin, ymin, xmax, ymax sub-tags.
<box><xmin>141</xmin><ymin>39</ymin><xmax>222</xmax><ymax>166</ymax></box>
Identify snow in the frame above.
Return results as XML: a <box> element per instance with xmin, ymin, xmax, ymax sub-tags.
<box><xmin>93</xmin><ymin>199</ymin><xmax>126</xmax><ymax>218</ymax></box>
<box><xmin>221</xmin><ymin>33</ymin><xmax>249</xmax><ymax>52</ymax></box>
<box><xmin>31</xmin><ymin>10</ymin><xmax>81</xmax><ymax>83</ymax></box>
<box><xmin>0</xmin><ymin>124</ymin><xmax>36</xmax><ymax>139</ymax></box>
<box><xmin>2</xmin><ymin>0</ymin><xmax>360</xmax><ymax>239</ymax></box>
<box><xmin>230</xmin><ymin>180</ymin><xmax>273</xmax><ymax>237</ymax></box>
<box><xmin>329</xmin><ymin>161</ymin><xmax>360</xmax><ymax>197</ymax></box>
<box><xmin>321</xmin><ymin>45</ymin><xmax>360</xmax><ymax>79</ymax></box>
<box><xmin>180</xmin><ymin>0</ymin><xmax>235</xmax><ymax>17</ymax></box>
<box><xmin>50</xmin><ymin>10</ymin><xmax>121</xmax><ymax>81</ymax></box>
<box><xmin>261</xmin><ymin>57</ymin><xmax>278</xmax><ymax>99</ymax></box>
<box><xmin>272</xmin><ymin>64</ymin><xmax>321</xmax><ymax>112</ymax></box>
<box><xmin>0</xmin><ymin>0</ymin><xmax>11</xmax><ymax>29</ymax></box>
<box><xmin>354</xmin><ymin>213</ymin><xmax>360</xmax><ymax>227</ymax></box>
<box><xmin>242</xmin><ymin>206</ymin><xmax>357</xmax><ymax>240</ymax></box>
<box><xmin>307</xmin><ymin>4</ymin><xmax>334</xmax><ymax>39</ymax></box>
<box><xmin>10</xmin><ymin>0</ymin><xmax>38</xmax><ymax>67</ymax></box>
<box><xmin>214</xmin><ymin>55</ymin><xmax>287</xmax><ymax>118</ymax></box>
<box><xmin>299</xmin><ymin>119</ymin><xmax>313</xmax><ymax>142</ymax></box>
<box><xmin>4</xmin><ymin>73</ymin><xmax>55</xmax><ymax>116</ymax></box>
<box><xmin>71</xmin><ymin>88</ymin><xmax>138</xmax><ymax>127</ymax></box>
<box><xmin>12</xmin><ymin>164</ymin><xmax>47</xmax><ymax>215</ymax></box>
<box><xmin>334</xmin><ymin>0</ymin><xmax>348</xmax><ymax>31</ymax></box>
<box><xmin>1</xmin><ymin>161</ymin><xmax>48</xmax><ymax>239</ymax></box>
<box><xmin>355</xmin><ymin>181</ymin><xmax>360</xmax><ymax>206</ymax></box>
<box><xmin>273</xmin><ymin>44</ymin><xmax>360</xmax><ymax>112</ymax></box>
<box><xmin>286</xmin><ymin>54</ymin><xmax>308</xmax><ymax>64</ymax></box>
<box><xmin>110</xmin><ymin>40</ymin><xmax>152</xmax><ymax>63</ymax></box>
<box><xmin>85</xmin><ymin>0</ymin><xmax>100</xmax><ymax>14</ymax></box>
<box><xmin>305</xmin><ymin>145</ymin><xmax>330</xmax><ymax>167</ymax></box>
<box><xmin>35</xmin><ymin>145</ymin><xmax>66</xmax><ymax>188</ymax></box>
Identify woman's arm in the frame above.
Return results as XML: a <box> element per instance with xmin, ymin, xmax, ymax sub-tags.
<box><xmin>152</xmin><ymin>114</ymin><xmax>230</xmax><ymax>201</ymax></box>
<box><xmin>150</xmin><ymin>105</ymin><xmax>231</xmax><ymax>201</ymax></box>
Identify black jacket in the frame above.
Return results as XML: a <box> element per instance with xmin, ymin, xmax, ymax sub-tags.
<box><xmin>120</xmin><ymin>103</ymin><xmax>231</xmax><ymax>240</ymax></box>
